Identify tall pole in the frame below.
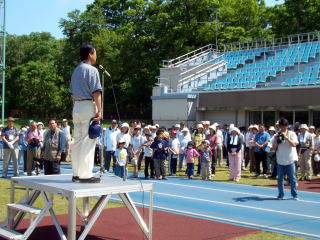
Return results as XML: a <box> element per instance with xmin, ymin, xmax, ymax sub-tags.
<box><xmin>1</xmin><ymin>0</ymin><xmax>5</xmax><ymax>125</ymax></box>
<box><xmin>215</xmin><ymin>11</ymin><xmax>218</xmax><ymax>51</ymax></box>
<box><xmin>101</xmin><ymin>73</ymin><xmax>105</xmax><ymax>120</ymax></box>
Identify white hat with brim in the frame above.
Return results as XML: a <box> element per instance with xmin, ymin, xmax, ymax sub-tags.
<box><xmin>174</xmin><ymin>124</ymin><xmax>180</xmax><ymax>128</ymax></box>
<box><xmin>150</xmin><ymin>125</ymin><xmax>157</xmax><ymax>129</ymax></box>
<box><xmin>269</xmin><ymin>126</ymin><xmax>276</xmax><ymax>132</ymax></box>
<box><xmin>248</xmin><ymin>125</ymin><xmax>254</xmax><ymax>129</ymax></box>
<box><xmin>121</xmin><ymin>123</ymin><xmax>129</xmax><ymax>128</ymax></box>
<box><xmin>230</xmin><ymin>127</ymin><xmax>240</xmax><ymax>134</ymax></box>
<box><xmin>300</xmin><ymin>124</ymin><xmax>309</xmax><ymax>130</ymax></box>
<box><xmin>309</xmin><ymin>126</ymin><xmax>315</xmax><ymax>129</ymax></box>
<box><xmin>37</xmin><ymin>122</ymin><xmax>44</xmax><ymax>126</ymax></box>
<box><xmin>196</xmin><ymin>124</ymin><xmax>204</xmax><ymax>129</ymax></box>
<box><xmin>209</xmin><ymin>125</ymin><xmax>216</xmax><ymax>131</ymax></box>
<box><xmin>155</xmin><ymin>124</ymin><xmax>160</xmax><ymax>128</ymax></box>
<box><xmin>252</xmin><ymin>125</ymin><xmax>259</xmax><ymax>130</ymax></box>
<box><xmin>182</xmin><ymin>127</ymin><xmax>189</xmax><ymax>132</ymax></box>
<box><xmin>118</xmin><ymin>138</ymin><xmax>126</xmax><ymax>144</ymax></box>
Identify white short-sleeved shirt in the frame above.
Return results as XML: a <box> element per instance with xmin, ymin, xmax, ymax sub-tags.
<box><xmin>170</xmin><ymin>138</ymin><xmax>180</xmax><ymax>156</ymax></box>
<box><xmin>130</xmin><ymin>135</ymin><xmax>145</xmax><ymax>152</ymax></box>
<box><xmin>276</xmin><ymin>131</ymin><xmax>299</xmax><ymax>165</ymax></box>
<box><xmin>143</xmin><ymin>141</ymin><xmax>153</xmax><ymax>157</ymax></box>
<box><xmin>114</xmin><ymin>148</ymin><xmax>127</xmax><ymax>166</ymax></box>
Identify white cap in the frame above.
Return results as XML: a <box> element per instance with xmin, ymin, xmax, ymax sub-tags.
<box><xmin>248</xmin><ymin>125</ymin><xmax>254</xmax><ymax>129</ymax></box>
<box><xmin>196</xmin><ymin>124</ymin><xmax>204</xmax><ymax>129</ymax></box>
<box><xmin>209</xmin><ymin>125</ymin><xmax>216</xmax><ymax>131</ymax></box>
<box><xmin>134</xmin><ymin>125</ymin><xmax>141</xmax><ymax>129</ymax></box>
<box><xmin>121</xmin><ymin>123</ymin><xmax>129</xmax><ymax>128</ymax></box>
<box><xmin>144</xmin><ymin>126</ymin><xmax>150</xmax><ymax>130</ymax></box>
<box><xmin>21</xmin><ymin>127</ymin><xmax>27</xmax><ymax>132</ymax></box>
<box><xmin>269</xmin><ymin>126</ymin><xmax>276</xmax><ymax>132</ymax></box>
<box><xmin>155</xmin><ymin>124</ymin><xmax>159</xmax><ymax>128</ymax></box>
<box><xmin>174</xmin><ymin>124</ymin><xmax>180</xmax><ymax>128</ymax></box>
<box><xmin>229</xmin><ymin>123</ymin><xmax>235</xmax><ymax>129</ymax></box>
<box><xmin>118</xmin><ymin>138</ymin><xmax>126</xmax><ymax>143</ymax></box>
<box><xmin>300</xmin><ymin>124</ymin><xmax>309</xmax><ymax>130</ymax></box>
<box><xmin>150</xmin><ymin>125</ymin><xmax>157</xmax><ymax>129</ymax></box>
<box><xmin>103</xmin><ymin>128</ymin><xmax>107</xmax><ymax>131</ymax></box>
<box><xmin>230</xmin><ymin>127</ymin><xmax>240</xmax><ymax>134</ymax></box>
<box><xmin>252</xmin><ymin>125</ymin><xmax>259</xmax><ymax>130</ymax></box>
<box><xmin>62</xmin><ymin>119</ymin><xmax>68</xmax><ymax>122</ymax></box>
<box><xmin>309</xmin><ymin>125</ymin><xmax>315</xmax><ymax>129</ymax></box>
<box><xmin>37</xmin><ymin>122</ymin><xmax>44</xmax><ymax>126</ymax></box>
<box><xmin>182</xmin><ymin>127</ymin><xmax>189</xmax><ymax>132</ymax></box>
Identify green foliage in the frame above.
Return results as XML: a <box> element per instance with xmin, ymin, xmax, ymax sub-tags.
<box><xmin>5</xmin><ymin>0</ymin><xmax>320</xmax><ymax>119</ymax></box>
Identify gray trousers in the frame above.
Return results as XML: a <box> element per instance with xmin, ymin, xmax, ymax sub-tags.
<box><xmin>2</xmin><ymin>148</ymin><xmax>19</xmax><ymax>177</ymax></box>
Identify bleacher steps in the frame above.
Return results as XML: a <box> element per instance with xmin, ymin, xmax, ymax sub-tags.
<box><xmin>0</xmin><ymin>227</ymin><xmax>23</xmax><ymax>240</ymax></box>
<box><xmin>7</xmin><ymin>204</ymin><xmax>41</xmax><ymax>215</ymax></box>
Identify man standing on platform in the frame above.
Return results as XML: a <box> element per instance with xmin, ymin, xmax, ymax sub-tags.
<box><xmin>42</xmin><ymin>119</ymin><xmax>65</xmax><ymax>175</ymax></box>
<box><xmin>69</xmin><ymin>44</ymin><xmax>102</xmax><ymax>183</ymax></box>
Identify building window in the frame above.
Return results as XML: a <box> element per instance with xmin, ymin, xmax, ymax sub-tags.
<box><xmin>249</xmin><ymin>111</ymin><xmax>261</xmax><ymax>124</ymax></box>
<box><xmin>313</xmin><ymin>111</ymin><xmax>320</xmax><ymax>128</ymax></box>
<box><xmin>295</xmin><ymin>111</ymin><xmax>309</xmax><ymax>125</ymax></box>
<box><xmin>263</xmin><ymin>111</ymin><xmax>276</xmax><ymax>127</ymax></box>
<box><xmin>279</xmin><ymin>111</ymin><xmax>293</xmax><ymax>124</ymax></box>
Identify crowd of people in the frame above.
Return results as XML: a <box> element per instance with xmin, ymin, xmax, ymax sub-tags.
<box><xmin>97</xmin><ymin>119</ymin><xmax>320</xmax><ymax>185</ymax></box>
<box><xmin>1</xmin><ymin>117</ymin><xmax>320</xmax><ymax>198</ymax></box>
<box><xmin>0</xmin><ymin>118</ymin><xmax>72</xmax><ymax>177</ymax></box>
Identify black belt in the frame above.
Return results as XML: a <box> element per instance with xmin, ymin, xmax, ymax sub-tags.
<box><xmin>75</xmin><ymin>99</ymin><xmax>92</xmax><ymax>101</ymax></box>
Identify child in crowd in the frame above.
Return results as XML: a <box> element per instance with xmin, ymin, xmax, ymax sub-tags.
<box><xmin>143</xmin><ymin>134</ymin><xmax>154</xmax><ymax>179</ymax></box>
<box><xmin>169</xmin><ymin>130</ymin><xmax>180</xmax><ymax>175</ymax></box>
<box><xmin>184</xmin><ymin>141</ymin><xmax>199</xmax><ymax>179</ymax></box>
<box><xmin>199</xmin><ymin>140</ymin><xmax>212</xmax><ymax>180</ymax></box>
<box><xmin>114</xmin><ymin>139</ymin><xmax>127</xmax><ymax>179</ymax></box>
<box><xmin>150</xmin><ymin>131</ymin><xmax>168</xmax><ymax>180</ymax></box>
<box><xmin>129</xmin><ymin>126</ymin><xmax>145</xmax><ymax>178</ymax></box>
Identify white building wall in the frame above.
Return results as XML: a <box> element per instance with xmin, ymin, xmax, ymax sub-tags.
<box><xmin>202</xmin><ymin>111</ymin><xmax>237</xmax><ymax>125</ymax></box>
<box><xmin>237</xmin><ymin>110</ymin><xmax>246</xmax><ymax>127</ymax></box>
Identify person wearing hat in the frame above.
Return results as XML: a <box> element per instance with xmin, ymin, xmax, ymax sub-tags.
<box><xmin>178</xmin><ymin>127</ymin><xmax>191</xmax><ymax>171</ymax></box>
<box><xmin>114</xmin><ymin>138</ymin><xmax>128</xmax><ymax>179</ymax></box>
<box><xmin>61</xmin><ymin>119</ymin><xmax>72</xmax><ymax>162</ymax></box>
<box><xmin>116</xmin><ymin>123</ymin><xmax>131</xmax><ymax>148</ymax></box>
<box><xmin>69</xmin><ymin>44</ymin><xmax>102</xmax><ymax>183</ymax></box>
<box><xmin>298</xmin><ymin>124</ymin><xmax>314</xmax><ymax>181</ymax></box>
<box><xmin>206</xmin><ymin>125</ymin><xmax>218</xmax><ymax>177</ymax></box>
<box><xmin>202</xmin><ymin>121</ymin><xmax>210</xmax><ymax>135</ymax></box>
<box><xmin>267</xmin><ymin>126</ymin><xmax>277</xmax><ymax>178</ymax></box>
<box><xmin>192</xmin><ymin>124</ymin><xmax>205</xmax><ymax>176</ymax></box>
<box><xmin>308</xmin><ymin>126</ymin><xmax>316</xmax><ymax>138</ymax></box>
<box><xmin>253</xmin><ymin>124</ymin><xmax>271</xmax><ymax>178</ymax></box>
<box><xmin>104</xmin><ymin>120</ymin><xmax>121</xmax><ymax>173</ymax></box>
<box><xmin>41</xmin><ymin>119</ymin><xmax>66</xmax><ymax>175</ymax></box>
<box><xmin>129</xmin><ymin>126</ymin><xmax>145</xmax><ymax>178</ymax></box>
<box><xmin>227</xmin><ymin>127</ymin><xmax>243</xmax><ymax>182</ymax></box>
<box><xmin>0</xmin><ymin>124</ymin><xmax>4</xmax><ymax>160</ymax></box>
<box><xmin>312</xmin><ymin>128</ymin><xmax>320</xmax><ymax>177</ymax></box>
<box><xmin>25</xmin><ymin>120</ymin><xmax>42</xmax><ymax>176</ymax></box>
<box><xmin>1</xmin><ymin>117</ymin><xmax>20</xmax><ymax>177</ymax></box>
<box><xmin>272</xmin><ymin>118</ymin><xmax>299</xmax><ymax>200</ymax></box>
<box><xmin>184</xmin><ymin>141</ymin><xmax>199</xmax><ymax>179</ymax></box>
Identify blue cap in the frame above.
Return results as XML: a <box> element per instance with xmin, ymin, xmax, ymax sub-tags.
<box><xmin>88</xmin><ymin>119</ymin><xmax>102</xmax><ymax>139</ymax></box>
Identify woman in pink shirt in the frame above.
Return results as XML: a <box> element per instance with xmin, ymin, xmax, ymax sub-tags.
<box><xmin>206</xmin><ymin>125</ymin><xmax>218</xmax><ymax>177</ymax></box>
<box><xmin>25</xmin><ymin>121</ymin><xmax>43</xmax><ymax>175</ymax></box>
<box><xmin>184</xmin><ymin>141</ymin><xmax>199</xmax><ymax>179</ymax></box>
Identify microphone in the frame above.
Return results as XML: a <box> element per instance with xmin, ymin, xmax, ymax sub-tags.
<box><xmin>98</xmin><ymin>64</ymin><xmax>111</xmax><ymax>78</ymax></box>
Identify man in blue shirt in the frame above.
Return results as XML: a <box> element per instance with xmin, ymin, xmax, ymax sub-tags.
<box><xmin>150</xmin><ymin>131</ymin><xmax>168</xmax><ymax>180</ymax></box>
<box><xmin>254</xmin><ymin>124</ymin><xmax>270</xmax><ymax>177</ymax></box>
<box><xmin>69</xmin><ymin>44</ymin><xmax>102</xmax><ymax>183</ymax></box>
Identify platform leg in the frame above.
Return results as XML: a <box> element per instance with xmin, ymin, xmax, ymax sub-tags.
<box><xmin>119</xmin><ymin>192</ymin><xmax>151</xmax><ymax>239</ymax></box>
<box><xmin>67</xmin><ymin>193</ymin><xmax>77</xmax><ymax>240</ymax></box>
<box><xmin>149</xmin><ymin>190</ymin><xmax>153</xmax><ymax>240</ymax></box>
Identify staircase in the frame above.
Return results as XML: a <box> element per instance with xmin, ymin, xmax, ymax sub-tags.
<box><xmin>0</xmin><ymin>190</ymin><xmax>65</xmax><ymax>240</ymax></box>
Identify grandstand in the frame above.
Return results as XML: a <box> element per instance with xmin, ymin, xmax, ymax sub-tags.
<box><xmin>152</xmin><ymin>32</ymin><xmax>320</xmax><ymax>127</ymax></box>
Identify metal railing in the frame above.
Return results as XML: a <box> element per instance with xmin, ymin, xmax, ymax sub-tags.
<box><xmin>162</xmin><ymin>44</ymin><xmax>216</xmax><ymax>68</ymax></box>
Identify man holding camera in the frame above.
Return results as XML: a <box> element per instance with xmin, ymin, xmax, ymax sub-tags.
<box><xmin>273</xmin><ymin>118</ymin><xmax>299</xmax><ymax>200</ymax></box>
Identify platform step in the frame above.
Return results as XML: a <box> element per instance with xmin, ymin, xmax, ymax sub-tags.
<box><xmin>7</xmin><ymin>203</ymin><xmax>42</xmax><ymax>215</ymax></box>
<box><xmin>0</xmin><ymin>227</ymin><xmax>23</xmax><ymax>240</ymax></box>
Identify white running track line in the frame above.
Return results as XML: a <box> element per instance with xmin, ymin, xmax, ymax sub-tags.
<box><xmin>146</xmin><ymin>180</ymin><xmax>320</xmax><ymax>204</ymax></box>
<box><xmin>153</xmin><ymin>192</ymin><xmax>320</xmax><ymax>219</ymax></box>
<box><xmin>109</xmin><ymin>197</ymin><xmax>320</xmax><ymax>239</ymax></box>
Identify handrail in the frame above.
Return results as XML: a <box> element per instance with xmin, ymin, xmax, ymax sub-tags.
<box><xmin>179</xmin><ymin>60</ymin><xmax>226</xmax><ymax>85</ymax></box>
<box><xmin>162</xmin><ymin>44</ymin><xmax>217</xmax><ymax>68</ymax></box>
<box><xmin>180</xmin><ymin>53</ymin><xmax>225</xmax><ymax>76</ymax></box>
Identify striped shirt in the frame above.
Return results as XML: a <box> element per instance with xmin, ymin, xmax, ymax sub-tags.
<box><xmin>69</xmin><ymin>62</ymin><xmax>102</xmax><ymax>99</ymax></box>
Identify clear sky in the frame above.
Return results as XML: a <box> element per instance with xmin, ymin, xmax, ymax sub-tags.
<box><xmin>7</xmin><ymin>0</ymin><xmax>284</xmax><ymax>39</ymax></box>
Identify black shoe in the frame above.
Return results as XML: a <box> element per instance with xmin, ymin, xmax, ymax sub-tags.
<box><xmin>72</xmin><ymin>176</ymin><xmax>80</xmax><ymax>182</ymax></box>
<box><xmin>79</xmin><ymin>177</ymin><xmax>101</xmax><ymax>183</ymax></box>
<box><xmin>162</xmin><ymin>177</ymin><xmax>168</xmax><ymax>180</ymax></box>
